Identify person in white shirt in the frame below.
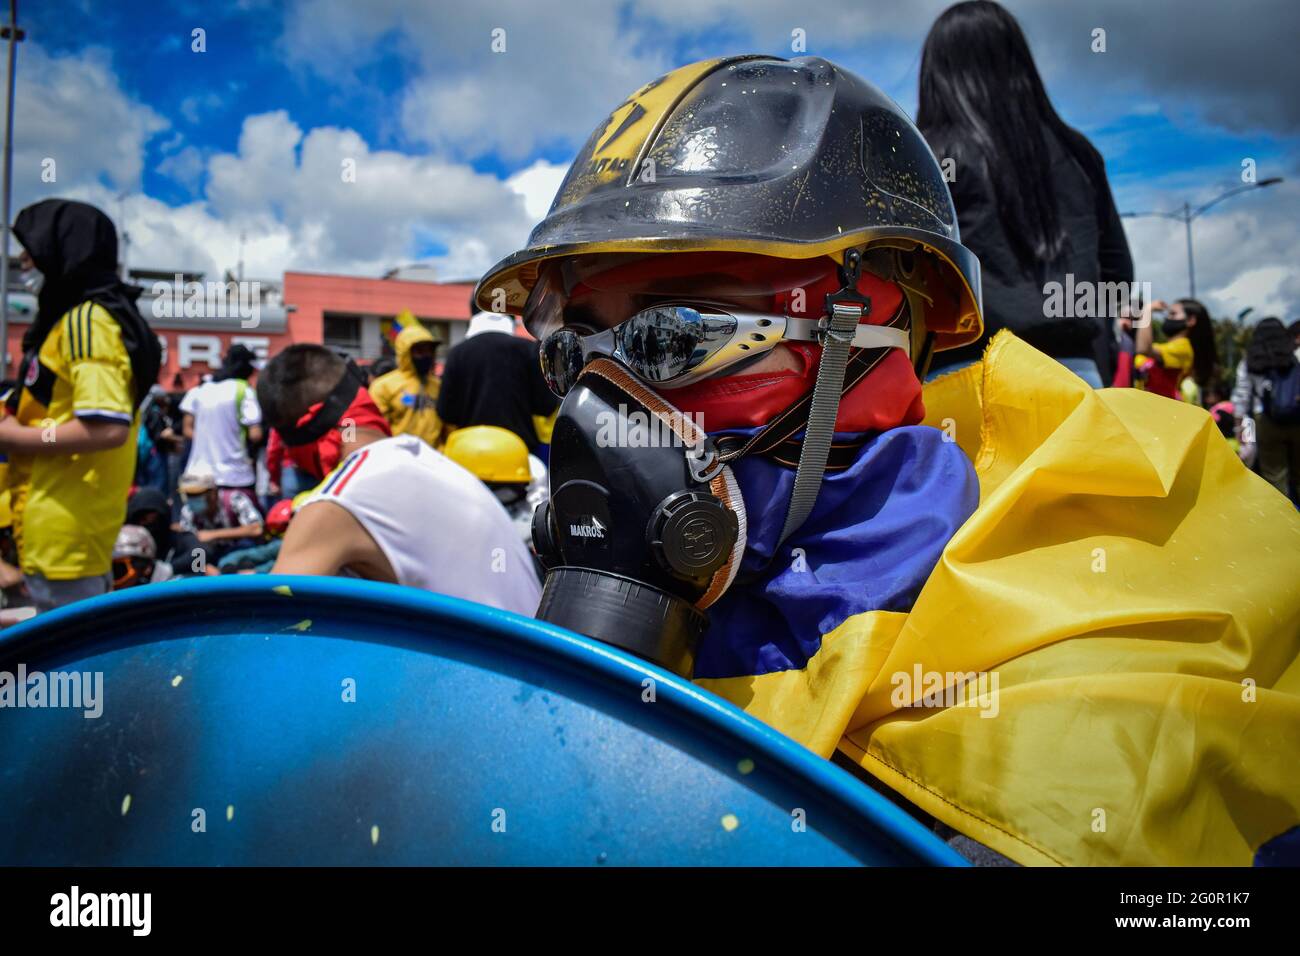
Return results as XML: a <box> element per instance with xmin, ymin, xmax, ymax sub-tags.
<box><xmin>180</xmin><ymin>344</ymin><xmax>263</xmax><ymax>491</ymax></box>
<box><xmin>257</xmin><ymin>344</ymin><xmax>541</xmax><ymax>616</ymax></box>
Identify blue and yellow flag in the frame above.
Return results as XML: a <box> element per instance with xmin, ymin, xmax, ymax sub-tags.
<box><xmin>699</xmin><ymin>331</ymin><xmax>1300</xmax><ymax>866</ymax></box>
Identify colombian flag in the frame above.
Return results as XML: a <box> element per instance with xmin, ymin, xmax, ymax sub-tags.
<box><xmin>698</xmin><ymin>331</ymin><xmax>1300</xmax><ymax>866</ymax></box>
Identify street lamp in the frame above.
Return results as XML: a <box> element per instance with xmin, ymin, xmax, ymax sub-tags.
<box><xmin>0</xmin><ymin>0</ymin><xmax>23</xmax><ymax>377</ymax></box>
<box><xmin>1121</xmin><ymin>177</ymin><xmax>1284</xmax><ymax>297</ymax></box>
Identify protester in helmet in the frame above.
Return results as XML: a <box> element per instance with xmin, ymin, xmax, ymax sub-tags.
<box><xmin>474</xmin><ymin>54</ymin><xmax>1300</xmax><ymax>868</ymax></box>
<box><xmin>0</xmin><ymin>199</ymin><xmax>162</xmax><ymax>612</ymax></box>
<box><xmin>443</xmin><ymin>424</ymin><xmax>546</xmax><ymax>544</ymax></box>
<box><xmin>917</xmin><ymin>0</ymin><xmax>1133</xmax><ymax>386</ymax></box>
<box><xmin>368</xmin><ymin>310</ymin><xmax>443</xmax><ymax>447</ymax></box>
<box><xmin>260</xmin><ymin>344</ymin><xmax>540</xmax><ymax>614</ymax></box>
<box><xmin>111</xmin><ymin>525</ymin><xmax>174</xmax><ymax>590</ymax></box>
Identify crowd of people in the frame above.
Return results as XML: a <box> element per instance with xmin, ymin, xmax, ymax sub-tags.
<box><xmin>0</xmin><ymin>197</ymin><xmax>559</xmax><ymax>621</ymax></box>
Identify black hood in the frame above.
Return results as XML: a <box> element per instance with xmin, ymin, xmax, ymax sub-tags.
<box><xmin>127</xmin><ymin>486</ymin><xmax>173</xmax><ymax>553</ymax></box>
<box><xmin>11</xmin><ymin>199</ymin><xmax>161</xmax><ymax>408</ymax></box>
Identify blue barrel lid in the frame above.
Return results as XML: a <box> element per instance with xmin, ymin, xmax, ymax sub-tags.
<box><xmin>0</xmin><ymin>576</ymin><xmax>963</xmax><ymax>866</ymax></box>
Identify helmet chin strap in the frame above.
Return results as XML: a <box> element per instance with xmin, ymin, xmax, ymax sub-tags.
<box><xmin>776</xmin><ymin>247</ymin><xmax>869</xmax><ymax>549</ymax></box>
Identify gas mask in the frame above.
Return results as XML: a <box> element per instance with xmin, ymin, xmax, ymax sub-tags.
<box><xmin>530</xmin><ymin>249</ymin><xmax>923</xmax><ymax>672</ymax></box>
<box><xmin>532</xmin><ymin>358</ymin><xmax>747</xmax><ymax>675</ymax></box>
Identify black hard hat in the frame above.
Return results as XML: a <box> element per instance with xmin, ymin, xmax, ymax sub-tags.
<box><xmin>475</xmin><ymin>55</ymin><xmax>982</xmax><ymax>352</ymax></box>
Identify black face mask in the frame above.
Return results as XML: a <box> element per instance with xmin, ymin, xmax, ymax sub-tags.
<box><xmin>1161</xmin><ymin>318</ymin><xmax>1188</xmax><ymax>337</ymax></box>
<box><xmin>412</xmin><ymin>355</ymin><xmax>435</xmax><ymax>378</ymax></box>
<box><xmin>531</xmin><ymin>358</ymin><xmax>744</xmax><ymax>674</ymax></box>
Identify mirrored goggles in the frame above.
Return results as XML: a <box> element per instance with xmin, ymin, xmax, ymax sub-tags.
<box><xmin>539</xmin><ymin>302</ymin><xmax>911</xmax><ymax>396</ymax></box>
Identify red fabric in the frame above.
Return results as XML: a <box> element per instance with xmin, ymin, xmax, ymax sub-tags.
<box><xmin>662</xmin><ymin>269</ymin><xmax>923</xmax><ymax>434</ymax></box>
<box><xmin>265</xmin><ymin>429</ymin><xmax>286</xmax><ymax>484</ymax></box>
<box><xmin>1111</xmin><ymin>351</ymin><xmax>1133</xmax><ymax>389</ymax></box>
<box><xmin>1145</xmin><ymin>362</ymin><xmax>1181</xmax><ymax>399</ymax></box>
<box><xmin>284</xmin><ymin>386</ymin><xmax>392</xmax><ymax>480</ymax></box>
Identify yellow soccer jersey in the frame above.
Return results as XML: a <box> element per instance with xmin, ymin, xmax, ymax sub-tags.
<box><xmin>14</xmin><ymin>301</ymin><xmax>137</xmax><ymax>579</ymax></box>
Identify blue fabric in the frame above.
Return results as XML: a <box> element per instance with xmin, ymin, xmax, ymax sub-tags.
<box><xmin>694</xmin><ymin>425</ymin><xmax>980</xmax><ymax>679</ymax></box>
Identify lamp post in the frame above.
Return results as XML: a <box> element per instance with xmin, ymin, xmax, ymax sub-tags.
<box><xmin>1121</xmin><ymin>177</ymin><xmax>1284</xmax><ymax>297</ymax></box>
<box><xmin>0</xmin><ymin>0</ymin><xmax>23</xmax><ymax>377</ymax></box>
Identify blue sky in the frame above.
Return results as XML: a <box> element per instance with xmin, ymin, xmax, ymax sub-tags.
<box><xmin>15</xmin><ymin>0</ymin><xmax>1300</xmax><ymax>318</ymax></box>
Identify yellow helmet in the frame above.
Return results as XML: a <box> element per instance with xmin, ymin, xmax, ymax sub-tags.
<box><xmin>444</xmin><ymin>426</ymin><xmax>531</xmax><ymax>484</ymax></box>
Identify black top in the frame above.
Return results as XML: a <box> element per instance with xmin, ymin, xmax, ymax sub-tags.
<box><xmin>926</xmin><ymin>126</ymin><xmax>1133</xmax><ymax>378</ymax></box>
<box><xmin>436</xmin><ymin>332</ymin><xmax>559</xmax><ymax>450</ymax></box>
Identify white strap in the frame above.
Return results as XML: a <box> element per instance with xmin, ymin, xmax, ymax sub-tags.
<box><xmin>783</xmin><ymin>317</ymin><xmax>911</xmax><ymax>356</ymax></box>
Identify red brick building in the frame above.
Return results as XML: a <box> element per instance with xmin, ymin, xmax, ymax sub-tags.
<box><xmin>2</xmin><ymin>266</ymin><xmax>479</xmax><ymax>390</ymax></box>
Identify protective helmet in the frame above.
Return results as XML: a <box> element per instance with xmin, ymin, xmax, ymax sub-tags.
<box><xmin>474</xmin><ymin>55</ymin><xmax>981</xmax><ymax>353</ymax></box>
<box><xmin>266</xmin><ymin>498</ymin><xmax>295</xmax><ymax>536</ymax></box>
<box><xmin>444</xmin><ymin>426</ymin><xmax>531</xmax><ymax>485</ymax></box>
<box><xmin>112</xmin><ymin>524</ymin><xmax>158</xmax><ymax>590</ymax></box>
<box><xmin>112</xmin><ymin>524</ymin><xmax>157</xmax><ymax>561</ymax></box>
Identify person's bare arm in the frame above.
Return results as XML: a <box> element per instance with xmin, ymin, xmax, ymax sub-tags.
<box><xmin>271</xmin><ymin>501</ymin><xmax>397</xmax><ymax>582</ymax></box>
<box><xmin>246</xmin><ymin>424</ymin><xmax>264</xmax><ymax>445</ymax></box>
<box><xmin>196</xmin><ymin>522</ymin><xmax>264</xmax><ymax>543</ymax></box>
<box><xmin>0</xmin><ymin>416</ymin><xmax>129</xmax><ymax>455</ymax></box>
<box><xmin>182</xmin><ymin>413</ymin><xmax>195</xmax><ymax>439</ymax></box>
<box><xmin>1135</xmin><ymin>300</ymin><xmax>1165</xmax><ymax>360</ymax></box>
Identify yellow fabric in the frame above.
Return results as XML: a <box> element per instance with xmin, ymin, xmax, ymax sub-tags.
<box><xmin>1153</xmin><ymin>335</ymin><xmax>1194</xmax><ymax>372</ymax></box>
<box><xmin>15</xmin><ymin>302</ymin><xmax>137</xmax><ymax>579</ymax></box>
<box><xmin>533</xmin><ymin>408</ymin><xmax>558</xmax><ymax>445</ymax></box>
<box><xmin>368</xmin><ymin>315</ymin><xmax>442</xmax><ymax>447</ymax></box>
<box><xmin>701</xmin><ymin>331</ymin><xmax>1300</xmax><ymax>866</ymax></box>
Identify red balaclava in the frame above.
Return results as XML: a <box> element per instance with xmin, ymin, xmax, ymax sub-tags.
<box><xmin>564</xmin><ymin>253</ymin><xmax>925</xmax><ymax>435</ymax></box>
<box><xmin>285</xmin><ymin>386</ymin><xmax>392</xmax><ymax>480</ymax></box>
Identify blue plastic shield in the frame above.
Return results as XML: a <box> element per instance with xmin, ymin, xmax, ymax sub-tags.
<box><xmin>0</xmin><ymin>576</ymin><xmax>962</xmax><ymax>866</ymax></box>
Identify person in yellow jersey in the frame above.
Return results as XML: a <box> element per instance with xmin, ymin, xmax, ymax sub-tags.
<box><xmin>368</xmin><ymin>309</ymin><xmax>443</xmax><ymax>447</ymax></box>
<box><xmin>0</xmin><ymin>200</ymin><xmax>161</xmax><ymax>612</ymax></box>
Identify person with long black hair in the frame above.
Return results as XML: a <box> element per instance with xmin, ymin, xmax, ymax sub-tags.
<box><xmin>1135</xmin><ymin>297</ymin><xmax>1218</xmax><ymax>402</ymax></box>
<box><xmin>918</xmin><ymin>0</ymin><xmax>1133</xmax><ymax>385</ymax></box>
<box><xmin>1232</xmin><ymin>317</ymin><xmax>1300</xmax><ymax>502</ymax></box>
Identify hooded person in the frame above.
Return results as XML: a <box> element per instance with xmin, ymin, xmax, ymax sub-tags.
<box><xmin>126</xmin><ymin>486</ymin><xmax>210</xmax><ymax>578</ymax></box>
<box><xmin>368</xmin><ymin>310</ymin><xmax>443</xmax><ymax>447</ymax></box>
<box><xmin>261</xmin><ymin>344</ymin><xmax>540</xmax><ymax>615</ymax></box>
<box><xmin>474</xmin><ymin>54</ymin><xmax>1300</xmax><ymax>867</ymax></box>
<box><xmin>0</xmin><ymin>199</ymin><xmax>162</xmax><ymax>612</ymax></box>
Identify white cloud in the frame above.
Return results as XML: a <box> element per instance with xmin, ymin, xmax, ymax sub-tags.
<box><xmin>12</xmin><ymin>43</ymin><xmax>167</xmax><ymax>198</ymax></box>
<box><xmin>506</xmin><ymin>159</ymin><xmax>567</xmax><ymax>222</ymax></box>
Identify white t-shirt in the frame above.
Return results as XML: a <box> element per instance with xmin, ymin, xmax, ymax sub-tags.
<box><xmin>180</xmin><ymin>378</ymin><xmax>261</xmax><ymax>487</ymax></box>
<box><xmin>298</xmin><ymin>435</ymin><xmax>542</xmax><ymax>616</ymax></box>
